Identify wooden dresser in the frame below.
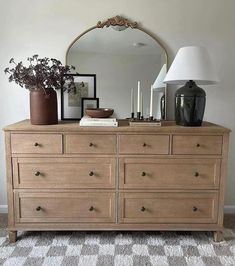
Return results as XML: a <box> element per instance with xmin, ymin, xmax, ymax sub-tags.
<box><xmin>3</xmin><ymin>120</ymin><xmax>230</xmax><ymax>242</ymax></box>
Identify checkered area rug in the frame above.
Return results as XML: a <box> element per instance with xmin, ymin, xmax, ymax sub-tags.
<box><xmin>1</xmin><ymin>229</ymin><xmax>235</xmax><ymax>266</ymax></box>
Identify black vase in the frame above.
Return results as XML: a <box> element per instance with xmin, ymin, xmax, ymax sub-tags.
<box><xmin>160</xmin><ymin>94</ymin><xmax>165</xmax><ymax>120</ymax></box>
<box><xmin>175</xmin><ymin>80</ymin><xmax>206</xmax><ymax>127</ymax></box>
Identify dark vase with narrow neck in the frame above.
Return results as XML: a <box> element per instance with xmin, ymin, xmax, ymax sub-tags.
<box><xmin>30</xmin><ymin>88</ymin><xmax>58</xmax><ymax>125</ymax></box>
<box><xmin>175</xmin><ymin>80</ymin><xmax>206</xmax><ymax>127</ymax></box>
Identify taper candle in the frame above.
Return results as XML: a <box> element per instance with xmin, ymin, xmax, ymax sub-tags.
<box><xmin>131</xmin><ymin>88</ymin><xmax>134</xmax><ymax>113</ymax></box>
<box><xmin>137</xmin><ymin>81</ymin><xmax>140</xmax><ymax>112</ymax></box>
<box><xmin>149</xmin><ymin>85</ymin><xmax>153</xmax><ymax>117</ymax></box>
<box><xmin>140</xmin><ymin>91</ymin><xmax>143</xmax><ymax>117</ymax></box>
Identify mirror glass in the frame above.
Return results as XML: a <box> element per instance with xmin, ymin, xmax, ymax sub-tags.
<box><xmin>67</xmin><ymin>26</ymin><xmax>167</xmax><ymax>119</ymax></box>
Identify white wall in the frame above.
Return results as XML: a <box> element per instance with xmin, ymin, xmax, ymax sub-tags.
<box><xmin>1</xmin><ymin>0</ymin><xmax>235</xmax><ymax>209</ymax></box>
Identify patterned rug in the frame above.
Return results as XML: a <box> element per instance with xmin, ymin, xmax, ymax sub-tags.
<box><xmin>1</xmin><ymin>229</ymin><xmax>235</xmax><ymax>266</ymax></box>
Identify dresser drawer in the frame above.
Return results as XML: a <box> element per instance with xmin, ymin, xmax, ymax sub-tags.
<box><xmin>172</xmin><ymin>135</ymin><xmax>222</xmax><ymax>155</ymax></box>
<box><xmin>15</xmin><ymin>192</ymin><xmax>115</xmax><ymax>223</ymax></box>
<box><xmin>11</xmin><ymin>133</ymin><xmax>62</xmax><ymax>154</ymax></box>
<box><xmin>65</xmin><ymin>134</ymin><xmax>116</xmax><ymax>154</ymax></box>
<box><xmin>120</xmin><ymin>192</ymin><xmax>218</xmax><ymax>224</ymax></box>
<box><xmin>13</xmin><ymin>158</ymin><xmax>115</xmax><ymax>189</ymax></box>
<box><xmin>119</xmin><ymin>134</ymin><xmax>169</xmax><ymax>154</ymax></box>
<box><xmin>119</xmin><ymin>158</ymin><xmax>220</xmax><ymax>189</ymax></box>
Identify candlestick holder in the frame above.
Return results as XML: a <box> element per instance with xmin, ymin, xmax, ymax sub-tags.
<box><xmin>129</xmin><ymin>117</ymin><xmax>161</xmax><ymax>127</ymax></box>
<box><xmin>137</xmin><ymin>112</ymin><xmax>141</xmax><ymax>120</ymax></box>
<box><xmin>131</xmin><ymin>112</ymin><xmax>134</xmax><ymax>119</ymax></box>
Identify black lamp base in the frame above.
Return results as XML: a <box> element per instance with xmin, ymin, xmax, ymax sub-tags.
<box><xmin>175</xmin><ymin>81</ymin><xmax>206</xmax><ymax>127</ymax></box>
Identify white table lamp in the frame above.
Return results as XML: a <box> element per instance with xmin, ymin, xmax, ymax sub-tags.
<box><xmin>164</xmin><ymin>46</ymin><xmax>218</xmax><ymax>126</ymax></box>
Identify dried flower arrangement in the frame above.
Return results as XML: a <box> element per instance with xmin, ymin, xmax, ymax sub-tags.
<box><xmin>4</xmin><ymin>54</ymin><xmax>76</xmax><ymax>92</ymax></box>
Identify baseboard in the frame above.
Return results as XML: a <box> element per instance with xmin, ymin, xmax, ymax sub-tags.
<box><xmin>0</xmin><ymin>205</ymin><xmax>8</xmax><ymax>213</ymax></box>
<box><xmin>224</xmin><ymin>205</ymin><xmax>235</xmax><ymax>214</ymax></box>
<box><xmin>1</xmin><ymin>205</ymin><xmax>235</xmax><ymax>214</ymax></box>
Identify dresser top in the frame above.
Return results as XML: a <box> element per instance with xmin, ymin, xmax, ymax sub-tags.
<box><xmin>3</xmin><ymin>119</ymin><xmax>231</xmax><ymax>133</ymax></box>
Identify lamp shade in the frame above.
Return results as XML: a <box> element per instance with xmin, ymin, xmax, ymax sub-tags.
<box><xmin>152</xmin><ymin>64</ymin><xmax>166</xmax><ymax>91</ymax></box>
<box><xmin>163</xmin><ymin>46</ymin><xmax>219</xmax><ymax>85</ymax></box>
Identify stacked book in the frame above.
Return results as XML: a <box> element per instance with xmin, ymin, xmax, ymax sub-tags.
<box><xmin>80</xmin><ymin>116</ymin><xmax>118</xmax><ymax>127</ymax></box>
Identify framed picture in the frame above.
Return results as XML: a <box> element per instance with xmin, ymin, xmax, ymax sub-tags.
<box><xmin>61</xmin><ymin>74</ymin><xmax>96</xmax><ymax>120</ymax></box>
<box><xmin>81</xmin><ymin>98</ymin><xmax>99</xmax><ymax>117</ymax></box>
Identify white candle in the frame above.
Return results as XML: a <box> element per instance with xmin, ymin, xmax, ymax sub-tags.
<box><xmin>149</xmin><ymin>85</ymin><xmax>153</xmax><ymax>117</ymax></box>
<box><xmin>140</xmin><ymin>91</ymin><xmax>143</xmax><ymax>116</ymax></box>
<box><xmin>131</xmin><ymin>88</ymin><xmax>134</xmax><ymax>113</ymax></box>
<box><xmin>137</xmin><ymin>81</ymin><xmax>140</xmax><ymax>112</ymax></box>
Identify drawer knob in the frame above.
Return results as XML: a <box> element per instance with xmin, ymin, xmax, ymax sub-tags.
<box><xmin>36</xmin><ymin>206</ymin><xmax>42</xmax><ymax>211</ymax></box>
<box><xmin>140</xmin><ymin>206</ymin><xmax>146</xmax><ymax>212</ymax></box>
<box><xmin>196</xmin><ymin>143</ymin><xmax>200</xmax><ymax>147</ymax></box>
<box><xmin>193</xmin><ymin>206</ymin><xmax>198</xmax><ymax>212</ymax></box>
<box><xmin>89</xmin><ymin>206</ymin><xmax>94</xmax><ymax>211</ymax></box>
<box><xmin>141</xmin><ymin>172</ymin><xmax>146</xmax><ymax>176</ymax></box>
<box><xmin>34</xmin><ymin>142</ymin><xmax>39</xmax><ymax>147</ymax></box>
<box><xmin>194</xmin><ymin>172</ymin><xmax>199</xmax><ymax>177</ymax></box>
<box><xmin>89</xmin><ymin>171</ymin><xmax>94</xmax><ymax>176</ymax></box>
<box><xmin>35</xmin><ymin>171</ymin><xmax>41</xmax><ymax>176</ymax></box>
<box><xmin>143</xmin><ymin>143</ymin><xmax>147</xmax><ymax>147</ymax></box>
<box><xmin>89</xmin><ymin>143</ymin><xmax>94</xmax><ymax>147</ymax></box>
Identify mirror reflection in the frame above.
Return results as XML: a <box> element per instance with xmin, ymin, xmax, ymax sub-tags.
<box><xmin>67</xmin><ymin>25</ymin><xmax>167</xmax><ymax>119</ymax></box>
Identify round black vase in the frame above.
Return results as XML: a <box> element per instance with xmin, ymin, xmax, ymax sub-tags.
<box><xmin>175</xmin><ymin>81</ymin><xmax>206</xmax><ymax>127</ymax></box>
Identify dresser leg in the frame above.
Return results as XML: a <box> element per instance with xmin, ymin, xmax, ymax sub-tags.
<box><xmin>213</xmin><ymin>231</ymin><xmax>223</xmax><ymax>242</ymax></box>
<box><xmin>8</xmin><ymin>230</ymin><xmax>17</xmax><ymax>243</ymax></box>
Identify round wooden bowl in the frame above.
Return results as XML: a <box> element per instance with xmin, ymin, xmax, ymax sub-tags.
<box><xmin>85</xmin><ymin>108</ymin><xmax>114</xmax><ymax>118</ymax></box>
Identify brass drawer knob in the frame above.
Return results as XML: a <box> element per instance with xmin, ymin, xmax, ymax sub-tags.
<box><xmin>196</xmin><ymin>143</ymin><xmax>200</xmax><ymax>147</ymax></box>
<box><xmin>143</xmin><ymin>143</ymin><xmax>147</xmax><ymax>147</ymax></box>
<box><xmin>89</xmin><ymin>171</ymin><xmax>94</xmax><ymax>176</ymax></box>
<box><xmin>194</xmin><ymin>172</ymin><xmax>199</xmax><ymax>177</ymax></box>
<box><xmin>89</xmin><ymin>206</ymin><xmax>94</xmax><ymax>211</ymax></box>
<box><xmin>36</xmin><ymin>206</ymin><xmax>42</xmax><ymax>211</ymax></box>
<box><xmin>89</xmin><ymin>143</ymin><xmax>94</xmax><ymax>147</ymax></box>
<box><xmin>193</xmin><ymin>206</ymin><xmax>198</xmax><ymax>212</ymax></box>
<box><xmin>141</xmin><ymin>172</ymin><xmax>146</xmax><ymax>176</ymax></box>
<box><xmin>140</xmin><ymin>206</ymin><xmax>146</xmax><ymax>212</ymax></box>
<box><xmin>35</xmin><ymin>171</ymin><xmax>41</xmax><ymax>176</ymax></box>
<box><xmin>34</xmin><ymin>142</ymin><xmax>39</xmax><ymax>147</ymax></box>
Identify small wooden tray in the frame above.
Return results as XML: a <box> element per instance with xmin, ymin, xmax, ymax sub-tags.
<box><xmin>129</xmin><ymin>119</ymin><xmax>161</xmax><ymax>127</ymax></box>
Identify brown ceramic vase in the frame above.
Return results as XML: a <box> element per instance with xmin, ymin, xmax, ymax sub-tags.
<box><xmin>30</xmin><ymin>88</ymin><xmax>58</xmax><ymax>125</ymax></box>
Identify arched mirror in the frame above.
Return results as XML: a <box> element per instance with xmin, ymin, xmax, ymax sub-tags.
<box><xmin>65</xmin><ymin>16</ymin><xmax>168</xmax><ymax>120</ymax></box>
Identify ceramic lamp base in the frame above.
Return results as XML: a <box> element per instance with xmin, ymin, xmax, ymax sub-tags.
<box><xmin>175</xmin><ymin>81</ymin><xmax>206</xmax><ymax>127</ymax></box>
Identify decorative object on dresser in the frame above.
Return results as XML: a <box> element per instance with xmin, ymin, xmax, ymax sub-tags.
<box><xmin>80</xmin><ymin>116</ymin><xmax>118</xmax><ymax>127</ymax></box>
<box><xmin>66</xmin><ymin>15</ymin><xmax>168</xmax><ymax>120</ymax></box>
<box><xmin>152</xmin><ymin>64</ymin><xmax>167</xmax><ymax>120</ymax></box>
<box><xmin>81</xmin><ymin>98</ymin><xmax>100</xmax><ymax>117</ymax></box>
<box><xmin>61</xmin><ymin>73</ymin><xmax>96</xmax><ymax>120</ymax></box>
<box><xmin>3</xmin><ymin>120</ymin><xmax>230</xmax><ymax>243</ymax></box>
<box><xmin>84</xmin><ymin>107</ymin><xmax>114</xmax><ymax>119</ymax></box>
<box><xmin>4</xmin><ymin>55</ymin><xmax>76</xmax><ymax>125</ymax></box>
<box><xmin>164</xmin><ymin>46</ymin><xmax>219</xmax><ymax>126</ymax></box>
<box><xmin>129</xmin><ymin>81</ymin><xmax>162</xmax><ymax>126</ymax></box>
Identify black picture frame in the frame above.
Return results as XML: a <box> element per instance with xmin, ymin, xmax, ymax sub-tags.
<box><xmin>81</xmin><ymin>98</ymin><xmax>100</xmax><ymax>117</ymax></box>
<box><xmin>61</xmin><ymin>73</ymin><xmax>96</xmax><ymax>120</ymax></box>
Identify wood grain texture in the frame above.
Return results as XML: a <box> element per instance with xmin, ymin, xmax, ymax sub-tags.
<box><xmin>15</xmin><ymin>192</ymin><xmax>115</xmax><ymax>223</ymax></box>
<box><xmin>119</xmin><ymin>158</ymin><xmax>221</xmax><ymax>189</ymax></box>
<box><xmin>3</xmin><ymin>119</ymin><xmax>231</xmax><ymax>133</ymax></box>
<box><xmin>65</xmin><ymin>134</ymin><xmax>116</xmax><ymax>154</ymax></box>
<box><xmin>172</xmin><ymin>135</ymin><xmax>223</xmax><ymax>155</ymax></box>
<box><xmin>13</xmin><ymin>157</ymin><xmax>116</xmax><ymax>189</ymax></box>
<box><xmin>119</xmin><ymin>192</ymin><xmax>218</xmax><ymax>224</ymax></box>
<box><xmin>119</xmin><ymin>134</ymin><xmax>169</xmax><ymax>155</ymax></box>
<box><xmin>3</xmin><ymin>119</ymin><xmax>230</xmax><ymax>241</ymax></box>
<box><xmin>11</xmin><ymin>133</ymin><xmax>62</xmax><ymax>154</ymax></box>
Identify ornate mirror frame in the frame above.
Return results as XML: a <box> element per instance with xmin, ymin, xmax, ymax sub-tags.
<box><xmin>65</xmin><ymin>15</ymin><xmax>168</xmax><ymax>119</ymax></box>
